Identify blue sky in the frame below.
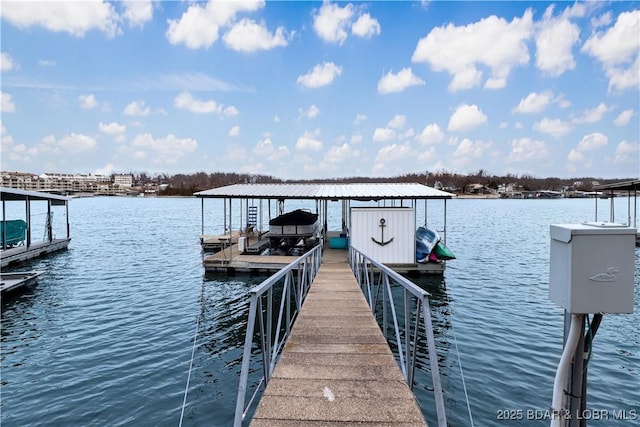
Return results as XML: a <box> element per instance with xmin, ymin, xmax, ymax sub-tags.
<box><xmin>1</xmin><ymin>1</ymin><xmax>638</xmax><ymax>180</ymax></box>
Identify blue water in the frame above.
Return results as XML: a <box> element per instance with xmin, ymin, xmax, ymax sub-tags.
<box><xmin>1</xmin><ymin>196</ymin><xmax>638</xmax><ymax>426</ymax></box>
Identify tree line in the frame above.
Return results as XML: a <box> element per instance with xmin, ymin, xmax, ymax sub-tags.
<box><xmin>127</xmin><ymin>169</ymin><xmax>633</xmax><ymax>196</ymax></box>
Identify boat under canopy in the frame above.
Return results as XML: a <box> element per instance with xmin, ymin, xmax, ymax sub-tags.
<box><xmin>1</xmin><ymin>187</ymin><xmax>71</xmax><ymax>268</ymax></box>
<box><xmin>195</xmin><ymin>182</ymin><xmax>454</xmax><ymax>274</ymax></box>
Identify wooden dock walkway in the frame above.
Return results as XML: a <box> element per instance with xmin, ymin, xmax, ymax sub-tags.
<box><xmin>250</xmin><ymin>249</ymin><xmax>427</xmax><ymax>426</ymax></box>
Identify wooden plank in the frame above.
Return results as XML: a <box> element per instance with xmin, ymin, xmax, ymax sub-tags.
<box><xmin>250</xmin><ymin>259</ymin><xmax>427</xmax><ymax>426</ymax></box>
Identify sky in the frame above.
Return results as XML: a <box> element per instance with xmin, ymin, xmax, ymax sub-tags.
<box><xmin>1</xmin><ymin>1</ymin><xmax>639</xmax><ymax>180</ymax></box>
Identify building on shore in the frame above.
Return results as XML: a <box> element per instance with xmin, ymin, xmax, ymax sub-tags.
<box><xmin>1</xmin><ymin>171</ymin><xmax>120</xmax><ymax>195</ymax></box>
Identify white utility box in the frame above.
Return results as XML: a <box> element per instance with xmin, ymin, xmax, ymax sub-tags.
<box><xmin>549</xmin><ymin>222</ymin><xmax>636</xmax><ymax>314</ymax></box>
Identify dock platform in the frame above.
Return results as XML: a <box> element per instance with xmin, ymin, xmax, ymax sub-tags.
<box><xmin>1</xmin><ymin>239</ymin><xmax>70</xmax><ymax>268</ymax></box>
<box><xmin>0</xmin><ymin>270</ymin><xmax>44</xmax><ymax>294</ymax></box>
<box><xmin>204</xmin><ymin>241</ymin><xmax>444</xmax><ymax>275</ymax></box>
<box><xmin>250</xmin><ymin>249</ymin><xmax>427</xmax><ymax>426</ymax></box>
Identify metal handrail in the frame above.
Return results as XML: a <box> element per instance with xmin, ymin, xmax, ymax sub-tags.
<box><xmin>348</xmin><ymin>245</ymin><xmax>447</xmax><ymax>427</ymax></box>
<box><xmin>234</xmin><ymin>244</ymin><xmax>323</xmax><ymax>426</ymax></box>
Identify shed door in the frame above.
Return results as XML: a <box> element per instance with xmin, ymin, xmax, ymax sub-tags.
<box><xmin>350</xmin><ymin>207</ymin><xmax>415</xmax><ymax>264</ymax></box>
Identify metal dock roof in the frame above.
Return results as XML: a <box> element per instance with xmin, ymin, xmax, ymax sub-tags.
<box><xmin>594</xmin><ymin>179</ymin><xmax>640</xmax><ymax>192</ymax></box>
<box><xmin>194</xmin><ymin>183</ymin><xmax>453</xmax><ymax>200</ymax></box>
<box><xmin>1</xmin><ymin>187</ymin><xmax>70</xmax><ymax>205</ymax></box>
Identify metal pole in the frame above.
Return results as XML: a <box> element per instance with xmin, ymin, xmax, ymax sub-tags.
<box><xmin>423</xmin><ymin>297</ymin><xmax>447</xmax><ymax>427</ymax></box>
<box><xmin>609</xmin><ymin>190</ymin><xmax>614</xmax><ymax>222</ymax></box>
<box><xmin>224</xmin><ymin>198</ymin><xmax>228</xmax><ymax>234</ymax></box>
<box><xmin>2</xmin><ymin>199</ymin><xmax>6</xmax><ymax>250</ymax></box>
<box><xmin>567</xmin><ymin>314</ymin><xmax>586</xmax><ymax>426</ymax></box>
<box><xmin>444</xmin><ymin>198</ymin><xmax>447</xmax><ymax>243</ymax></box>
<box><xmin>66</xmin><ymin>200</ymin><xmax>70</xmax><ymax>239</ymax></box>
<box><xmin>26</xmin><ymin>196</ymin><xmax>31</xmax><ymax>247</ymax></box>
<box><xmin>234</xmin><ymin>294</ymin><xmax>258</xmax><ymax>427</ymax></box>
<box><xmin>47</xmin><ymin>200</ymin><xmax>53</xmax><ymax>242</ymax></box>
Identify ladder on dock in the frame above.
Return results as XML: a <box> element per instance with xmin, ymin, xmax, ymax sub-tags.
<box><xmin>234</xmin><ymin>245</ymin><xmax>446</xmax><ymax>426</ymax></box>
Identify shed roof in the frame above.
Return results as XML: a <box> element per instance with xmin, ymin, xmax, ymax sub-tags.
<box><xmin>195</xmin><ymin>183</ymin><xmax>453</xmax><ymax>200</ymax></box>
<box><xmin>1</xmin><ymin>187</ymin><xmax>70</xmax><ymax>205</ymax></box>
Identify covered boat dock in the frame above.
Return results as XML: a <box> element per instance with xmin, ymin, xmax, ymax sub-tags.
<box><xmin>1</xmin><ymin>187</ymin><xmax>71</xmax><ymax>268</ymax></box>
<box><xmin>194</xmin><ymin>183</ymin><xmax>454</xmax><ymax>274</ymax></box>
<box><xmin>594</xmin><ymin>179</ymin><xmax>640</xmax><ymax>246</ymax></box>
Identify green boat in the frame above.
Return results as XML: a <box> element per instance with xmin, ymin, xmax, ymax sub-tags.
<box><xmin>433</xmin><ymin>241</ymin><xmax>456</xmax><ymax>260</ymax></box>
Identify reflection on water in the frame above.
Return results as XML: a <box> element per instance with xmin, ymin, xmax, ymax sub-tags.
<box><xmin>1</xmin><ymin>197</ymin><xmax>638</xmax><ymax>427</ymax></box>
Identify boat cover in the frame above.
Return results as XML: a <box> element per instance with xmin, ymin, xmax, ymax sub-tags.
<box><xmin>269</xmin><ymin>209</ymin><xmax>318</xmax><ymax>226</ymax></box>
<box><xmin>1</xmin><ymin>220</ymin><xmax>27</xmax><ymax>246</ymax></box>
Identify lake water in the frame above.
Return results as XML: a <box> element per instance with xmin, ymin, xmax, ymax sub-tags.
<box><xmin>1</xmin><ymin>196</ymin><xmax>638</xmax><ymax>426</ymax></box>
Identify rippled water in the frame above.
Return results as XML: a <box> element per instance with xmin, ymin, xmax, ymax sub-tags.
<box><xmin>1</xmin><ymin>196</ymin><xmax>638</xmax><ymax>426</ymax></box>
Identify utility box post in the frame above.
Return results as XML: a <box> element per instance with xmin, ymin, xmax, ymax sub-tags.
<box><xmin>548</xmin><ymin>222</ymin><xmax>636</xmax><ymax>427</ymax></box>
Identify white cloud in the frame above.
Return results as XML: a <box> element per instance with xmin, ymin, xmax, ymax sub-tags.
<box><xmin>448</xmin><ymin>104</ymin><xmax>487</xmax><ymax>132</ymax></box>
<box><xmin>223</xmin><ymin>106</ymin><xmax>239</xmax><ymax>116</ymax></box>
<box><xmin>93</xmin><ymin>163</ymin><xmax>115</xmax><ymax>176</ymax></box>
<box><xmin>1</xmin><ymin>92</ymin><xmax>16</xmax><ymax>113</ymax></box>
<box><xmin>174</xmin><ymin>91</ymin><xmax>219</xmax><ymax>114</ymax></box>
<box><xmin>373</xmin><ymin>142</ymin><xmax>416</xmax><ymax>174</ymax></box>
<box><xmin>296</xmin><ymin>129</ymin><xmax>323</xmax><ymax>151</ymax></box>
<box><xmin>412</xmin><ymin>9</ymin><xmax>533</xmax><ymax>91</ymax></box>
<box><xmin>297</xmin><ymin>62</ymin><xmax>342</xmax><ymax>88</ymax></box>
<box><xmin>576</xmin><ymin>132</ymin><xmax>608</xmax><ymax>151</ymax></box>
<box><xmin>350</xmin><ymin>134</ymin><xmax>363</xmax><ymax>144</ymax></box>
<box><xmin>399</xmin><ymin>128</ymin><xmax>415</xmax><ymax>140</ymax></box>
<box><xmin>324</xmin><ymin>143</ymin><xmax>360</xmax><ymax>164</ymax></box>
<box><xmin>535</xmin><ymin>5</ymin><xmax>580</xmax><ymax>76</ymax></box>
<box><xmin>351</xmin><ymin>13</ymin><xmax>381</xmax><ymax>38</ymax></box>
<box><xmin>166</xmin><ymin>0</ymin><xmax>264</xmax><ymax>50</ymax></box>
<box><xmin>453</xmin><ymin>138</ymin><xmax>491</xmax><ymax>157</ymax></box>
<box><xmin>372</xmin><ymin>128</ymin><xmax>396</xmax><ymax>142</ymax></box>
<box><xmin>223</xmin><ymin>18</ymin><xmax>290</xmax><ymax>52</ymax></box>
<box><xmin>78</xmin><ymin>94</ymin><xmax>98</xmax><ymax>110</ymax></box>
<box><xmin>415</xmin><ymin>124</ymin><xmax>444</xmax><ymax>144</ymax></box>
<box><xmin>301</xmin><ymin>105</ymin><xmax>320</xmax><ymax>119</ymax></box>
<box><xmin>131</xmin><ymin>133</ymin><xmax>197</xmax><ymax>165</ymax></box>
<box><xmin>581</xmin><ymin>10</ymin><xmax>640</xmax><ymax>91</ymax></box>
<box><xmin>254</xmin><ymin>137</ymin><xmax>275</xmax><ymax>156</ymax></box>
<box><xmin>591</xmin><ymin>12</ymin><xmax>612</xmax><ymax>29</ymax></box>
<box><xmin>507</xmin><ymin>138</ymin><xmax>550</xmax><ymax>163</ymax></box>
<box><xmin>1</xmin><ymin>1</ymin><xmax>120</xmax><ymax>37</ymax></box>
<box><xmin>533</xmin><ymin>117</ymin><xmax>572</xmax><ymax>138</ymax></box>
<box><xmin>387</xmin><ymin>115</ymin><xmax>406</xmax><ymax>130</ymax></box>
<box><xmin>273</xmin><ymin>115</ymin><xmax>280</xmax><ymax>123</ymax></box>
<box><xmin>312</xmin><ymin>2</ymin><xmax>354</xmax><ymax>44</ymax></box>
<box><xmin>99</xmin><ymin>122</ymin><xmax>126</xmax><ymax>135</ymax></box>
<box><xmin>614</xmin><ymin>109</ymin><xmax>635</xmax><ymax>126</ymax></box>
<box><xmin>40</xmin><ymin>133</ymin><xmax>98</xmax><ymax>152</ymax></box>
<box><xmin>228</xmin><ymin>125</ymin><xmax>240</xmax><ymax>137</ymax></box>
<box><xmin>567</xmin><ymin>148</ymin><xmax>584</xmax><ymax>163</ymax></box>
<box><xmin>122</xmin><ymin>0</ymin><xmax>153</xmax><ymax>28</ymax></box>
<box><xmin>354</xmin><ymin>114</ymin><xmax>367</xmax><ymax>125</ymax></box>
<box><xmin>377</xmin><ymin>68</ymin><xmax>425</xmax><ymax>94</ymax></box>
<box><xmin>571</xmin><ymin>103</ymin><xmax>609</xmax><ymax>124</ymax></box>
<box><xmin>614</xmin><ymin>140</ymin><xmax>639</xmax><ymax>163</ymax></box>
<box><xmin>123</xmin><ymin>100</ymin><xmax>150</xmax><ymax>116</ymax></box>
<box><xmin>512</xmin><ymin>91</ymin><xmax>553</xmax><ymax>114</ymax></box>
<box><xmin>1</xmin><ymin>52</ymin><xmax>15</xmax><ymax>71</ymax></box>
